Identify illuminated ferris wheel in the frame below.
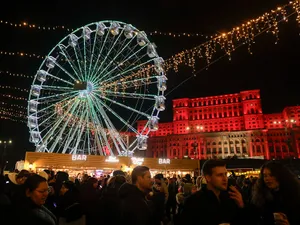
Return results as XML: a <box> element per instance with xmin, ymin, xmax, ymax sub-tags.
<box><xmin>27</xmin><ymin>20</ymin><xmax>167</xmax><ymax>156</ymax></box>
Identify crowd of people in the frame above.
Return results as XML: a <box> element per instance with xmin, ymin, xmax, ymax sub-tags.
<box><xmin>0</xmin><ymin>159</ymin><xmax>300</xmax><ymax>225</ymax></box>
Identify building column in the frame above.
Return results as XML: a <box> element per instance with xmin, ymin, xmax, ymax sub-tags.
<box><xmin>204</xmin><ymin>140</ymin><xmax>207</xmax><ymax>159</ymax></box>
<box><xmin>264</xmin><ymin>141</ymin><xmax>269</xmax><ymax>160</ymax></box>
<box><xmin>249</xmin><ymin>141</ymin><xmax>253</xmax><ymax>157</ymax></box>
<box><xmin>221</xmin><ymin>139</ymin><xmax>225</xmax><ymax>159</ymax></box>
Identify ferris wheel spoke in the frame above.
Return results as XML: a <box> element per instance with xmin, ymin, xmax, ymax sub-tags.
<box><xmin>100</xmin><ymin>89</ymin><xmax>156</xmax><ymax>100</ymax></box>
<box><xmin>47</xmin><ymin>100</ymin><xmax>82</xmax><ymax>153</ymax></box>
<box><xmin>38</xmin><ymin>99</ymin><xmax>79</xmax><ymax>148</ymax></box>
<box><xmin>88</xmin><ymin>96</ymin><xmax>116</xmax><ymax>154</ymax></box>
<box><xmin>96</xmin><ymin>44</ymin><xmax>148</xmax><ymax>84</ymax></box>
<box><xmin>92</xmin><ymin>97</ymin><xmax>127</xmax><ymax>152</ymax></box>
<box><xmin>87</xmin><ymin>97</ymin><xmax>113</xmax><ymax>155</ymax></box>
<box><xmin>89</xmin><ymin>24</ymin><xmax>112</xmax><ymax>80</ymax></box>
<box><xmin>89</xmin><ymin>96</ymin><xmax>125</xmax><ymax>154</ymax></box>
<box><xmin>70</xmin><ymin>44</ymin><xmax>85</xmax><ymax>79</ymax></box>
<box><xmin>50</xmin><ymin>57</ymin><xmax>79</xmax><ymax>82</ymax></box>
<box><xmin>84</xmin><ymin>109</ymin><xmax>92</xmax><ymax>155</ymax></box>
<box><xmin>87</xmin><ymin>30</ymin><xmax>101</xmax><ymax>80</ymax></box>
<box><xmin>58</xmin><ymin>44</ymin><xmax>83</xmax><ymax>81</ymax></box>
<box><xmin>61</xmin><ymin>117</ymin><xmax>81</xmax><ymax>154</ymax></box>
<box><xmin>99</xmin><ymin>57</ymin><xmax>154</xmax><ymax>85</ymax></box>
<box><xmin>104</xmin><ymin>75</ymin><xmax>157</xmax><ymax>89</ymax></box>
<box><xmin>37</xmin><ymin>98</ymin><xmax>78</xmax><ymax>129</ymax></box>
<box><xmin>37</xmin><ymin>91</ymin><xmax>78</xmax><ymax>102</ymax></box>
<box><xmin>68</xmin><ymin>107</ymin><xmax>88</xmax><ymax>155</ymax></box>
<box><xmin>60</xmin><ymin>100</ymin><xmax>86</xmax><ymax>153</ymax></box>
<box><xmin>40</xmin><ymin>85</ymin><xmax>73</xmax><ymax>91</ymax></box>
<box><xmin>86</xmin><ymin>97</ymin><xmax>111</xmax><ymax>153</ymax></box>
<box><xmin>91</xmin><ymin>93</ymin><xmax>138</xmax><ymax>134</ymax></box>
<box><xmin>43</xmin><ymin>72</ymin><xmax>73</xmax><ymax>86</ymax></box>
<box><xmin>32</xmin><ymin>93</ymin><xmax>78</xmax><ymax>119</ymax></box>
<box><xmin>91</xmin><ymin>28</ymin><xmax>125</xmax><ymax>80</ymax></box>
<box><xmin>83</xmin><ymin>34</ymin><xmax>88</xmax><ymax>81</ymax></box>
<box><xmin>94</xmin><ymin>92</ymin><xmax>150</xmax><ymax>119</ymax></box>
<box><xmin>94</xmin><ymin>34</ymin><xmax>137</xmax><ymax>82</ymax></box>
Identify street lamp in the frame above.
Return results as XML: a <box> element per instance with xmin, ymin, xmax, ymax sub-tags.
<box><xmin>0</xmin><ymin>139</ymin><xmax>12</xmax><ymax>174</ymax></box>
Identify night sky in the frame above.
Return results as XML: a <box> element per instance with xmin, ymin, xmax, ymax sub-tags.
<box><xmin>0</xmin><ymin>0</ymin><xmax>299</xmax><ymax>169</ymax></box>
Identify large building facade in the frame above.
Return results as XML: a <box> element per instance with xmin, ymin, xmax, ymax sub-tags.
<box><xmin>137</xmin><ymin>90</ymin><xmax>300</xmax><ymax>160</ymax></box>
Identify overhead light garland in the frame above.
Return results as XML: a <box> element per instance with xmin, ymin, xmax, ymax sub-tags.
<box><xmin>163</xmin><ymin>0</ymin><xmax>300</xmax><ymax>73</ymax></box>
<box><xmin>0</xmin><ymin>115</ymin><xmax>26</xmax><ymax>123</ymax></box>
<box><xmin>0</xmin><ymin>101</ymin><xmax>27</xmax><ymax>110</ymax></box>
<box><xmin>0</xmin><ymin>20</ymin><xmax>206</xmax><ymax>38</ymax></box>
<box><xmin>0</xmin><ymin>51</ymin><xmax>45</xmax><ymax>59</ymax></box>
<box><xmin>0</xmin><ymin>70</ymin><xmax>34</xmax><ymax>79</ymax></box>
<box><xmin>2</xmin><ymin>1</ymin><xmax>300</xmax><ymax>74</ymax></box>
<box><xmin>0</xmin><ymin>107</ymin><xmax>27</xmax><ymax>118</ymax></box>
<box><xmin>0</xmin><ymin>93</ymin><xmax>27</xmax><ymax>101</ymax></box>
<box><xmin>0</xmin><ymin>85</ymin><xmax>29</xmax><ymax>93</ymax></box>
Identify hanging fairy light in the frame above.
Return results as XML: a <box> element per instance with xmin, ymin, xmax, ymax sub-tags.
<box><xmin>0</xmin><ymin>51</ymin><xmax>45</xmax><ymax>59</ymax></box>
<box><xmin>164</xmin><ymin>1</ymin><xmax>300</xmax><ymax>73</ymax></box>
<box><xmin>0</xmin><ymin>115</ymin><xmax>26</xmax><ymax>123</ymax></box>
<box><xmin>0</xmin><ymin>70</ymin><xmax>34</xmax><ymax>78</ymax></box>
<box><xmin>0</xmin><ymin>94</ymin><xmax>27</xmax><ymax>101</ymax></box>
<box><xmin>0</xmin><ymin>85</ymin><xmax>29</xmax><ymax>92</ymax></box>
<box><xmin>0</xmin><ymin>19</ymin><xmax>207</xmax><ymax>38</ymax></box>
<box><xmin>0</xmin><ymin>101</ymin><xmax>27</xmax><ymax>110</ymax></box>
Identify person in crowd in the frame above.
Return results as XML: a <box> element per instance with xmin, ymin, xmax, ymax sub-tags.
<box><xmin>249</xmin><ymin>161</ymin><xmax>300</xmax><ymax>225</ymax></box>
<box><xmin>166</xmin><ymin>177</ymin><xmax>178</xmax><ymax>222</ymax></box>
<box><xmin>98</xmin><ymin>173</ymin><xmax>127</xmax><ymax>225</ymax></box>
<box><xmin>5</xmin><ymin>169</ymin><xmax>30</xmax><ymax>204</ymax></box>
<box><xmin>80</xmin><ymin>177</ymin><xmax>101</xmax><ymax>225</ymax></box>
<box><xmin>15</xmin><ymin>174</ymin><xmax>57</xmax><ymax>225</ymax></box>
<box><xmin>119</xmin><ymin>166</ymin><xmax>156</xmax><ymax>225</ymax></box>
<box><xmin>241</xmin><ymin>178</ymin><xmax>252</xmax><ymax>204</ymax></box>
<box><xmin>152</xmin><ymin>174</ymin><xmax>169</xmax><ymax>224</ymax></box>
<box><xmin>177</xmin><ymin>159</ymin><xmax>245</xmax><ymax>225</ymax></box>
<box><xmin>56</xmin><ymin>180</ymin><xmax>84</xmax><ymax>225</ymax></box>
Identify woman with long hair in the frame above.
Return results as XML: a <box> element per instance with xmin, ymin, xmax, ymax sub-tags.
<box><xmin>251</xmin><ymin>161</ymin><xmax>300</xmax><ymax>225</ymax></box>
<box><xmin>16</xmin><ymin>174</ymin><xmax>57</xmax><ymax>225</ymax></box>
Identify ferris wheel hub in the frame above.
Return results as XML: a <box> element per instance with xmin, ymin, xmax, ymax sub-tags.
<box><xmin>74</xmin><ymin>81</ymin><xmax>94</xmax><ymax>98</ymax></box>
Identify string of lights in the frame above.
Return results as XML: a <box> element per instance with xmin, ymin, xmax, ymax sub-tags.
<box><xmin>0</xmin><ymin>94</ymin><xmax>27</xmax><ymax>101</ymax></box>
<box><xmin>164</xmin><ymin>0</ymin><xmax>300</xmax><ymax>73</ymax></box>
<box><xmin>0</xmin><ymin>101</ymin><xmax>27</xmax><ymax>110</ymax></box>
<box><xmin>0</xmin><ymin>115</ymin><xmax>26</xmax><ymax>123</ymax></box>
<box><xmin>0</xmin><ymin>70</ymin><xmax>34</xmax><ymax>79</ymax></box>
<box><xmin>1</xmin><ymin>1</ymin><xmax>299</xmax><ymax>73</ymax></box>
<box><xmin>0</xmin><ymin>20</ymin><xmax>207</xmax><ymax>38</ymax></box>
<box><xmin>0</xmin><ymin>85</ymin><xmax>28</xmax><ymax>92</ymax></box>
<box><xmin>0</xmin><ymin>51</ymin><xmax>45</xmax><ymax>59</ymax></box>
<box><xmin>0</xmin><ymin>107</ymin><xmax>27</xmax><ymax>116</ymax></box>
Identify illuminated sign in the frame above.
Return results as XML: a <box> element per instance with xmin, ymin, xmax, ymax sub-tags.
<box><xmin>105</xmin><ymin>156</ymin><xmax>119</xmax><ymax>163</ymax></box>
<box><xmin>158</xmin><ymin>158</ymin><xmax>170</xmax><ymax>164</ymax></box>
<box><xmin>131</xmin><ymin>157</ymin><xmax>144</xmax><ymax>165</ymax></box>
<box><xmin>72</xmin><ymin>154</ymin><xmax>87</xmax><ymax>161</ymax></box>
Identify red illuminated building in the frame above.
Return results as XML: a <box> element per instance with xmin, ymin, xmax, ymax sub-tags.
<box><xmin>137</xmin><ymin>90</ymin><xmax>300</xmax><ymax>160</ymax></box>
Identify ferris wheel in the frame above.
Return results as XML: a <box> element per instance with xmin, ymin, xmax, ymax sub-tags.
<box><xmin>27</xmin><ymin>20</ymin><xmax>167</xmax><ymax>156</ymax></box>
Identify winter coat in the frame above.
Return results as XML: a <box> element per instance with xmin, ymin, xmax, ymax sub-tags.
<box><xmin>178</xmin><ymin>187</ymin><xmax>245</xmax><ymax>225</ymax></box>
<box><xmin>119</xmin><ymin>183</ymin><xmax>155</xmax><ymax>225</ymax></box>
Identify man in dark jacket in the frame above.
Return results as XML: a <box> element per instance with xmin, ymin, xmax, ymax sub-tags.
<box><xmin>178</xmin><ymin>159</ymin><xmax>245</xmax><ymax>225</ymax></box>
<box><xmin>119</xmin><ymin>166</ymin><xmax>155</xmax><ymax>225</ymax></box>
